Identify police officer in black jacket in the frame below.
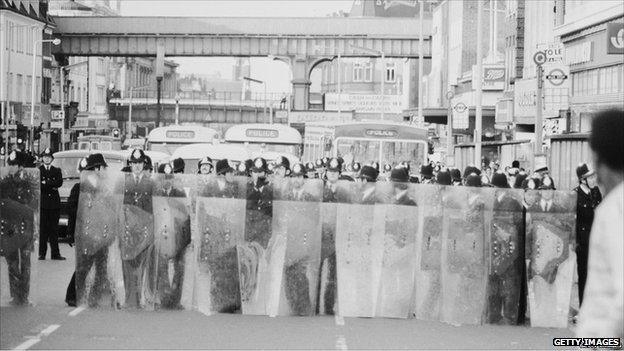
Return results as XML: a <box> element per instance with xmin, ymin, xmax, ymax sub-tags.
<box><xmin>573</xmin><ymin>163</ymin><xmax>602</xmax><ymax>305</ymax></box>
<box><xmin>38</xmin><ymin>148</ymin><xmax>65</xmax><ymax>260</ymax></box>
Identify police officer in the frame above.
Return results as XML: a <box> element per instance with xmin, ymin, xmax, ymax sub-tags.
<box><xmin>420</xmin><ymin>164</ymin><xmax>434</xmax><ymax>184</ymax></box>
<box><xmin>38</xmin><ymin>148</ymin><xmax>64</xmax><ymax>260</ymax></box>
<box><xmin>273</xmin><ymin>156</ymin><xmax>291</xmax><ymax>181</ymax></box>
<box><xmin>70</xmin><ymin>153</ymin><xmax>113</xmax><ymax>307</ymax></box>
<box><xmin>435</xmin><ymin>168</ymin><xmax>452</xmax><ymax>186</ymax></box>
<box><xmin>389</xmin><ymin>167</ymin><xmax>417</xmax><ymax>206</ymax></box>
<box><xmin>154</xmin><ymin>159</ymin><xmax>189</xmax><ymax>309</ymax></box>
<box><xmin>212</xmin><ymin>158</ymin><xmax>239</xmax><ymax>198</ymax></box>
<box><xmin>236</xmin><ymin>161</ymin><xmax>250</xmax><ymax>177</ymax></box>
<box><xmin>120</xmin><ymin>148</ymin><xmax>155</xmax><ymax>308</ymax></box>
<box><xmin>1</xmin><ymin>150</ymin><xmax>37</xmax><ymax>305</ymax></box>
<box><xmin>450</xmin><ymin>168</ymin><xmax>462</xmax><ymax>186</ymax></box>
<box><xmin>573</xmin><ymin>163</ymin><xmax>602</xmax><ymax>306</ymax></box>
<box><xmin>245</xmin><ymin>157</ymin><xmax>273</xmax><ymax>248</ymax></box>
<box><xmin>198</xmin><ymin>157</ymin><xmax>213</xmax><ymax>175</ymax></box>
<box><xmin>314</xmin><ymin>158</ymin><xmax>327</xmax><ymax>181</ymax></box>
<box><xmin>305</xmin><ymin>162</ymin><xmax>317</xmax><ymax>179</ymax></box>
<box><xmin>354</xmin><ymin>165</ymin><xmax>378</xmax><ymax>204</ymax></box>
<box><xmin>65</xmin><ymin>156</ymin><xmax>88</xmax><ymax>307</ymax></box>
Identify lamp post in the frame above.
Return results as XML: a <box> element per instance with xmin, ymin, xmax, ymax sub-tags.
<box><xmin>349</xmin><ymin>45</ymin><xmax>386</xmax><ymax>120</ymax></box>
<box><xmin>127</xmin><ymin>85</ymin><xmax>150</xmax><ymax>139</ymax></box>
<box><xmin>475</xmin><ymin>0</ymin><xmax>484</xmax><ymax>167</ymax></box>
<box><xmin>30</xmin><ymin>37</ymin><xmax>61</xmax><ymax>150</ymax></box>
<box><xmin>174</xmin><ymin>94</ymin><xmax>180</xmax><ymax>125</ymax></box>
<box><xmin>243</xmin><ymin>76</ymin><xmax>268</xmax><ymax>122</ymax></box>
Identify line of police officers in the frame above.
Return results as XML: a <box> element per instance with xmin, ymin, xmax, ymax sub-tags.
<box><xmin>2</xmin><ymin>147</ymin><xmax>601</xmax><ymax>315</ymax></box>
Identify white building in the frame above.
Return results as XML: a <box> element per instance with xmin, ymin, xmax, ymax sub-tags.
<box><xmin>1</xmin><ymin>0</ymin><xmax>53</xmax><ymax>130</ymax></box>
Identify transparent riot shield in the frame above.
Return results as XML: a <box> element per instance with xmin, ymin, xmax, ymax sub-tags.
<box><xmin>525</xmin><ymin>189</ymin><xmax>576</xmax><ymax>328</ymax></box>
<box><xmin>238</xmin><ymin>176</ymin><xmax>278</xmax><ymax>315</ymax></box>
<box><xmin>318</xmin><ymin>180</ymin><xmax>350</xmax><ymax>315</ymax></box>
<box><xmin>485</xmin><ymin>188</ymin><xmax>524</xmax><ymax>325</ymax></box>
<box><xmin>74</xmin><ymin>169</ymin><xmax>123</xmax><ymax>309</ymax></box>
<box><xmin>413</xmin><ymin>184</ymin><xmax>444</xmax><ymax>321</ymax></box>
<box><xmin>374</xmin><ymin>181</ymin><xmax>418</xmax><ymax>319</ymax></box>
<box><xmin>195</xmin><ymin>175</ymin><xmax>247</xmax><ymax>315</ymax></box>
<box><xmin>440</xmin><ymin>186</ymin><xmax>489</xmax><ymax>326</ymax></box>
<box><xmin>0</xmin><ymin>167</ymin><xmax>39</xmax><ymax>307</ymax></box>
<box><xmin>335</xmin><ymin>180</ymin><xmax>384</xmax><ymax>318</ymax></box>
<box><xmin>272</xmin><ymin>177</ymin><xmax>323</xmax><ymax>316</ymax></box>
<box><xmin>118</xmin><ymin>171</ymin><xmax>156</xmax><ymax>309</ymax></box>
<box><xmin>152</xmin><ymin>173</ymin><xmax>195</xmax><ymax>310</ymax></box>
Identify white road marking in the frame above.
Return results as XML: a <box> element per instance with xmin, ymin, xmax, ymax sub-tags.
<box><xmin>68</xmin><ymin>306</ymin><xmax>86</xmax><ymax>317</ymax></box>
<box><xmin>335</xmin><ymin>335</ymin><xmax>348</xmax><ymax>351</ymax></box>
<box><xmin>334</xmin><ymin>315</ymin><xmax>345</xmax><ymax>326</ymax></box>
<box><xmin>12</xmin><ymin>338</ymin><xmax>40</xmax><ymax>351</ymax></box>
<box><xmin>40</xmin><ymin>324</ymin><xmax>60</xmax><ymax>336</ymax></box>
<box><xmin>13</xmin><ymin>324</ymin><xmax>61</xmax><ymax>350</ymax></box>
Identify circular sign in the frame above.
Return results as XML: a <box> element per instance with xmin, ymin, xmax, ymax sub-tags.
<box><xmin>454</xmin><ymin>102</ymin><xmax>467</xmax><ymax>113</ymax></box>
<box><xmin>546</xmin><ymin>68</ymin><xmax>568</xmax><ymax>86</ymax></box>
<box><xmin>446</xmin><ymin>90</ymin><xmax>455</xmax><ymax>99</ymax></box>
<box><xmin>533</xmin><ymin>51</ymin><xmax>547</xmax><ymax>66</ymax></box>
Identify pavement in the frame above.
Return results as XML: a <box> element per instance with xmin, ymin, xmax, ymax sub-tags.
<box><xmin>1</xmin><ymin>243</ymin><xmax>574</xmax><ymax>350</ymax></box>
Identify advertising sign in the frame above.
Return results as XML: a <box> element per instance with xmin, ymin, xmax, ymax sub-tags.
<box><xmin>51</xmin><ymin>110</ymin><xmax>64</xmax><ymax>122</ymax></box>
<box><xmin>472</xmin><ymin>65</ymin><xmax>506</xmax><ymax>91</ymax></box>
<box><xmin>543</xmin><ymin>117</ymin><xmax>567</xmax><ymax>136</ymax></box>
<box><xmin>287</xmin><ymin>111</ymin><xmax>354</xmax><ymax>124</ymax></box>
<box><xmin>324</xmin><ymin>93</ymin><xmax>403</xmax><ymax>114</ymax></box>
<box><xmin>606</xmin><ymin>23</ymin><xmax>624</xmax><ymax>54</ymax></box>
<box><xmin>536</xmin><ymin>42</ymin><xmax>565</xmax><ymax>63</ymax></box>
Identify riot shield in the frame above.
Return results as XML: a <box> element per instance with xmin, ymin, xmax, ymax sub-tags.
<box><xmin>272</xmin><ymin>178</ymin><xmax>323</xmax><ymax>316</ymax></box>
<box><xmin>440</xmin><ymin>186</ymin><xmax>489</xmax><ymax>326</ymax></box>
<box><xmin>119</xmin><ymin>172</ymin><xmax>156</xmax><ymax>309</ymax></box>
<box><xmin>486</xmin><ymin>188</ymin><xmax>524</xmax><ymax>325</ymax></box>
<box><xmin>317</xmin><ymin>180</ymin><xmax>350</xmax><ymax>315</ymax></box>
<box><xmin>374</xmin><ymin>181</ymin><xmax>418</xmax><ymax>319</ymax></box>
<box><xmin>335</xmin><ymin>180</ymin><xmax>384</xmax><ymax>317</ymax></box>
<box><xmin>152</xmin><ymin>173</ymin><xmax>194</xmax><ymax>310</ymax></box>
<box><xmin>413</xmin><ymin>184</ymin><xmax>444</xmax><ymax>321</ymax></box>
<box><xmin>238</xmin><ymin>176</ymin><xmax>279</xmax><ymax>315</ymax></box>
<box><xmin>0</xmin><ymin>167</ymin><xmax>40</xmax><ymax>307</ymax></box>
<box><xmin>74</xmin><ymin>170</ymin><xmax>123</xmax><ymax>308</ymax></box>
<box><xmin>195</xmin><ymin>175</ymin><xmax>247</xmax><ymax>315</ymax></box>
<box><xmin>525</xmin><ymin>190</ymin><xmax>576</xmax><ymax>328</ymax></box>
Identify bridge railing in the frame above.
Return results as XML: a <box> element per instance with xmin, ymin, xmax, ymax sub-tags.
<box><xmin>112</xmin><ymin>90</ymin><xmax>289</xmax><ymax>108</ymax></box>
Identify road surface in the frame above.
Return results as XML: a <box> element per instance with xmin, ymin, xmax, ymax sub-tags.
<box><xmin>1</xmin><ymin>244</ymin><xmax>574</xmax><ymax>350</ymax></box>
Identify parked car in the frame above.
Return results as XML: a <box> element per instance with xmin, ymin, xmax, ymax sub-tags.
<box><xmin>52</xmin><ymin>150</ymin><xmax>128</xmax><ymax>241</ymax></box>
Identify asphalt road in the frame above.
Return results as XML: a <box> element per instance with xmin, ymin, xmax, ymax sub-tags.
<box><xmin>1</xmin><ymin>244</ymin><xmax>574</xmax><ymax>350</ymax></box>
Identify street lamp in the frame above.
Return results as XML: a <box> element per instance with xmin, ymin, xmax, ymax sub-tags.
<box><xmin>349</xmin><ymin>44</ymin><xmax>386</xmax><ymax>120</ymax></box>
<box><xmin>30</xmin><ymin>37</ymin><xmax>61</xmax><ymax>150</ymax></box>
<box><xmin>174</xmin><ymin>94</ymin><xmax>181</xmax><ymax>125</ymax></box>
<box><xmin>243</xmin><ymin>76</ymin><xmax>269</xmax><ymax>123</ymax></box>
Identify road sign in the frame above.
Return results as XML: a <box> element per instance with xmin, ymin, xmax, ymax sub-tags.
<box><xmin>545</xmin><ymin>68</ymin><xmax>568</xmax><ymax>86</ymax></box>
<box><xmin>453</xmin><ymin>102</ymin><xmax>469</xmax><ymax>129</ymax></box>
<box><xmin>533</xmin><ymin>51</ymin><xmax>547</xmax><ymax>66</ymax></box>
<box><xmin>454</xmin><ymin>102</ymin><xmax>467</xmax><ymax>113</ymax></box>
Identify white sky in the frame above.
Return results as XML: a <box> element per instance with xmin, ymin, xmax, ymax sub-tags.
<box><xmin>120</xmin><ymin>1</ymin><xmax>354</xmax><ymax>94</ymax></box>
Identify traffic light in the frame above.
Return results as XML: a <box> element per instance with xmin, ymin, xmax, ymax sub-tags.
<box><xmin>16</xmin><ymin>123</ymin><xmax>28</xmax><ymax>142</ymax></box>
<box><xmin>33</xmin><ymin>123</ymin><xmax>43</xmax><ymax>140</ymax></box>
<box><xmin>428</xmin><ymin>140</ymin><xmax>434</xmax><ymax>155</ymax></box>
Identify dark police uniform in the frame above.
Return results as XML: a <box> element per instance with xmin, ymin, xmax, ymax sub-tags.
<box><xmin>154</xmin><ymin>179</ymin><xmax>189</xmax><ymax>309</ymax></box>
<box><xmin>245</xmin><ymin>177</ymin><xmax>273</xmax><ymax>248</ymax></box>
<box><xmin>1</xmin><ymin>152</ymin><xmax>37</xmax><ymax>305</ymax></box>
<box><xmin>39</xmin><ymin>161</ymin><xmax>63</xmax><ymax>259</ymax></box>
<box><xmin>573</xmin><ymin>185</ymin><xmax>601</xmax><ymax>304</ymax></box>
<box><xmin>121</xmin><ymin>170</ymin><xmax>155</xmax><ymax>308</ymax></box>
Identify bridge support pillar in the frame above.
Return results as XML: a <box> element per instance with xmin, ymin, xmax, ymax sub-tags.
<box><xmin>290</xmin><ymin>56</ymin><xmax>312</xmax><ymax>111</ymax></box>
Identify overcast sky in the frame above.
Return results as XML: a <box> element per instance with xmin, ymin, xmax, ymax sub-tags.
<box><xmin>120</xmin><ymin>1</ymin><xmax>354</xmax><ymax>94</ymax></box>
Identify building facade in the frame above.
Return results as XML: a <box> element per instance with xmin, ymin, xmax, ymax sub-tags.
<box><xmin>316</xmin><ymin>0</ymin><xmax>434</xmax><ymax>121</ymax></box>
<box><xmin>1</xmin><ymin>0</ymin><xmax>54</xmax><ymax>146</ymax></box>
<box><xmin>554</xmin><ymin>0</ymin><xmax>624</xmax><ymax>132</ymax></box>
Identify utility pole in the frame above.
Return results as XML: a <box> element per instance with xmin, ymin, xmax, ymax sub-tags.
<box><xmin>156</xmin><ymin>77</ymin><xmax>162</xmax><ymax>127</ymax></box>
<box><xmin>417</xmin><ymin>0</ymin><xmax>424</xmax><ymax>126</ymax></box>
<box><xmin>475</xmin><ymin>0</ymin><xmax>484</xmax><ymax>168</ymax></box>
